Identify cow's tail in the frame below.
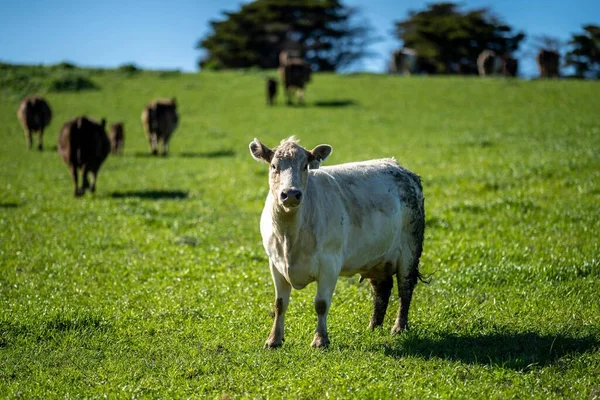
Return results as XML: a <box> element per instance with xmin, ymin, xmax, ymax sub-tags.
<box><xmin>412</xmin><ymin>176</ymin><xmax>430</xmax><ymax>285</ymax></box>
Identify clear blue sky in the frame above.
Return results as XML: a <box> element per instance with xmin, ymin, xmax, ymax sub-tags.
<box><xmin>1</xmin><ymin>0</ymin><xmax>598</xmax><ymax>76</ymax></box>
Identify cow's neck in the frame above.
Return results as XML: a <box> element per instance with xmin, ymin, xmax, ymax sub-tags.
<box><xmin>274</xmin><ymin>205</ymin><xmax>305</xmax><ymax>268</ymax></box>
<box><xmin>272</xmin><ymin>202</ymin><xmax>304</xmax><ymax>242</ymax></box>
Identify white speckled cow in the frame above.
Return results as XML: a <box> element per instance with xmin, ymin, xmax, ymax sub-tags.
<box><xmin>249</xmin><ymin>137</ymin><xmax>426</xmax><ymax>348</ymax></box>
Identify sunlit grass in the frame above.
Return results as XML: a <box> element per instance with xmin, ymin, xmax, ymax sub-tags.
<box><xmin>1</xmin><ymin>68</ymin><xmax>599</xmax><ymax>398</ymax></box>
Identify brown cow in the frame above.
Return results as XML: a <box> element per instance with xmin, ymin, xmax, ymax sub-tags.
<box><xmin>266</xmin><ymin>78</ymin><xmax>278</xmax><ymax>106</ymax></box>
<box><xmin>279</xmin><ymin>52</ymin><xmax>311</xmax><ymax>105</ymax></box>
<box><xmin>58</xmin><ymin>116</ymin><xmax>110</xmax><ymax>197</ymax></box>
<box><xmin>537</xmin><ymin>50</ymin><xmax>560</xmax><ymax>78</ymax></box>
<box><xmin>141</xmin><ymin>98</ymin><xmax>179</xmax><ymax>156</ymax></box>
<box><xmin>109</xmin><ymin>122</ymin><xmax>125</xmax><ymax>155</ymax></box>
<box><xmin>17</xmin><ymin>95</ymin><xmax>52</xmax><ymax>151</ymax></box>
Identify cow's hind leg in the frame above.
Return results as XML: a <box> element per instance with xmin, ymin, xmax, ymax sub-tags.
<box><xmin>369</xmin><ymin>275</ymin><xmax>393</xmax><ymax>329</ymax></box>
<box><xmin>161</xmin><ymin>137</ymin><xmax>169</xmax><ymax>157</ymax></box>
<box><xmin>392</xmin><ymin>250</ymin><xmax>421</xmax><ymax>334</ymax></box>
<box><xmin>24</xmin><ymin>129</ymin><xmax>32</xmax><ymax>150</ymax></box>
<box><xmin>265</xmin><ymin>262</ymin><xmax>291</xmax><ymax>348</ymax></box>
<box><xmin>37</xmin><ymin>129</ymin><xmax>44</xmax><ymax>151</ymax></box>
<box><xmin>81</xmin><ymin>165</ymin><xmax>92</xmax><ymax>193</ymax></box>
<box><xmin>88</xmin><ymin>167</ymin><xmax>99</xmax><ymax>194</ymax></box>
<box><xmin>70</xmin><ymin>165</ymin><xmax>83</xmax><ymax>197</ymax></box>
<box><xmin>150</xmin><ymin>133</ymin><xmax>158</xmax><ymax>155</ymax></box>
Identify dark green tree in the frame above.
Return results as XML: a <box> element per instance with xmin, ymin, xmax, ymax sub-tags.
<box><xmin>196</xmin><ymin>0</ymin><xmax>373</xmax><ymax>71</ymax></box>
<box><xmin>394</xmin><ymin>2</ymin><xmax>525</xmax><ymax>74</ymax></box>
<box><xmin>565</xmin><ymin>25</ymin><xmax>600</xmax><ymax>79</ymax></box>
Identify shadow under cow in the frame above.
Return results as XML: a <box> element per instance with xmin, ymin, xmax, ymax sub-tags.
<box><xmin>312</xmin><ymin>99</ymin><xmax>358</xmax><ymax>108</ymax></box>
<box><xmin>379</xmin><ymin>330</ymin><xmax>599</xmax><ymax>370</ymax></box>
<box><xmin>109</xmin><ymin>190</ymin><xmax>188</xmax><ymax>200</ymax></box>
<box><xmin>178</xmin><ymin>149</ymin><xmax>236</xmax><ymax>158</ymax></box>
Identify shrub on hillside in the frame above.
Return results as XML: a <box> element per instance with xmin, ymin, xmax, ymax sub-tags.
<box><xmin>51</xmin><ymin>61</ymin><xmax>77</xmax><ymax>70</ymax></box>
<box><xmin>118</xmin><ymin>63</ymin><xmax>141</xmax><ymax>76</ymax></box>
<box><xmin>49</xmin><ymin>71</ymin><xmax>98</xmax><ymax>92</ymax></box>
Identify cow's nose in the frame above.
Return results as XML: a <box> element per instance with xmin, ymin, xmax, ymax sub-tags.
<box><xmin>280</xmin><ymin>189</ymin><xmax>302</xmax><ymax>206</ymax></box>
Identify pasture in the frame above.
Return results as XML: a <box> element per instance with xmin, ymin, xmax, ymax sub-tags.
<box><xmin>1</xmin><ymin>66</ymin><xmax>599</xmax><ymax>398</ymax></box>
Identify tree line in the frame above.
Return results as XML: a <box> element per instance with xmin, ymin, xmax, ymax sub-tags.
<box><xmin>197</xmin><ymin>0</ymin><xmax>599</xmax><ymax>78</ymax></box>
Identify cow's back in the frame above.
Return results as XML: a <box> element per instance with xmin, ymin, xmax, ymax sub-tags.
<box><xmin>306</xmin><ymin>159</ymin><xmax>424</xmax><ymax>274</ymax></box>
<box><xmin>154</xmin><ymin>103</ymin><xmax>178</xmax><ymax>137</ymax></box>
<box><xmin>58</xmin><ymin>117</ymin><xmax>109</xmax><ymax>167</ymax></box>
<box><xmin>142</xmin><ymin>100</ymin><xmax>178</xmax><ymax>138</ymax></box>
<box><xmin>18</xmin><ymin>96</ymin><xmax>52</xmax><ymax>131</ymax></box>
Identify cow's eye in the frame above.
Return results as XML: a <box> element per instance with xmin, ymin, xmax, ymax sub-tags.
<box><xmin>271</xmin><ymin>164</ymin><xmax>276</xmax><ymax>170</ymax></box>
<box><xmin>303</xmin><ymin>163</ymin><xmax>308</xmax><ymax>171</ymax></box>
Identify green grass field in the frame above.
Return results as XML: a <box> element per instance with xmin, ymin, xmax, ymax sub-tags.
<box><xmin>1</xmin><ymin>66</ymin><xmax>599</xmax><ymax>398</ymax></box>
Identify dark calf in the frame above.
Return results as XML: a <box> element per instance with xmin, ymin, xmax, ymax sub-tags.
<box><xmin>109</xmin><ymin>122</ymin><xmax>125</xmax><ymax>155</ymax></box>
<box><xmin>17</xmin><ymin>96</ymin><xmax>52</xmax><ymax>151</ymax></box>
<box><xmin>58</xmin><ymin>116</ymin><xmax>110</xmax><ymax>197</ymax></box>
<box><xmin>266</xmin><ymin>78</ymin><xmax>278</xmax><ymax>106</ymax></box>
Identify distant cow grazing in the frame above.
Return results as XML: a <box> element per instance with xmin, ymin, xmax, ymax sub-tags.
<box><xmin>17</xmin><ymin>96</ymin><xmax>52</xmax><ymax>151</ymax></box>
<box><xmin>477</xmin><ymin>50</ymin><xmax>502</xmax><ymax>76</ymax></box>
<box><xmin>477</xmin><ymin>50</ymin><xmax>518</xmax><ymax>77</ymax></box>
<box><xmin>279</xmin><ymin>51</ymin><xmax>311</xmax><ymax>105</ymax></box>
<box><xmin>537</xmin><ymin>49</ymin><xmax>560</xmax><ymax>78</ymax></box>
<box><xmin>109</xmin><ymin>122</ymin><xmax>125</xmax><ymax>155</ymax></box>
<box><xmin>249</xmin><ymin>137</ymin><xmax>426</xmax><ymax>348</ymax></box>
<box><xmin>58</xmin><ymin>116</ymin><xmax>110</xmax><ymax>197</ymax></box>
<box><xmin>141</xmin><ymin>98</ymin><xmax>179</xmax><ymax>156</ymax></box>
<box><xmin>390</xmin><ymin>48</ymin><xmax>418</xmax><ymax>75</ymax></box>
<box><xmin>266</xmin><ymin>78</ymin><xmax>278</xmax><ymax>106</ymax></box>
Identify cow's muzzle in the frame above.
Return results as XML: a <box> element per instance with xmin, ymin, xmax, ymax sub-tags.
<box><xmin>280</xmin><ymin>188</ymin><xmax>303</xmax><ymax>208</ymax></box>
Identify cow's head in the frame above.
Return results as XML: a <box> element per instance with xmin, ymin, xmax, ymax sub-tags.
<box><xmin>249</xmin><ymin>137</ymin><xmax>332</xmax><ymax>210</ymax></box>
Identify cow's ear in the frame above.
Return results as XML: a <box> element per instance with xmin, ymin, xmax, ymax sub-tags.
<box><xmin>308</xmin><ymin>144</ymin><xmax>332</xmax><ymax>169</ymax></box>
<box><xmin>249</xmin><ymin>138</ymin><xmax>273</xmax><ymax>164</ymax></box>
<box><xmin>101</xmin><ymin>118</ymin><xmax>106</xmax><ymax>129</ymax></box>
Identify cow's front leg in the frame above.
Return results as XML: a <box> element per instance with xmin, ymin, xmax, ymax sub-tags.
<box><xmin>312</xmin><ymin>272</ymin><xmax>337</xmax><ymax>348</ymax></box>
<box><xmin>265</xmin><ymin>262</ymin><xmax>291</xmax><ymax>349</ymax></box>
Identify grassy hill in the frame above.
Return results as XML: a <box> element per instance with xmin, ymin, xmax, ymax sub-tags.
<box><xmin>1</xmin><ymin>65</ymin><xmax>599</xmax><ymax>398</ymax></box>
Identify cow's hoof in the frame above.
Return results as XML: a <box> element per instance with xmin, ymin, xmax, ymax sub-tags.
<box><xmin>369</xmin><ymin>321</ymin><xmax>383</xmax><ymax>330</ymax></box>
<box><xmin>37</xmin><ymin>145</ymin><xmax>43</xmax><ymax>151</ymax></box>
<box><xmin>74</xmin><ymin>189</ymin><xmax>85</xmax><ymax>197</ymax></box>
<box><xmin>391</xmin><ymin>324</ymin><xmax>408</xmax><ymax>335</ymax></box>
<box><xmin>264</xmin><ymin>339</ymin><xmax>283</xmax><ymax>349</ymax></box>
<box><xmin>311</xmin><ymin>334</ymin><xmax>329</xmax><ymax>349</ymax></box>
